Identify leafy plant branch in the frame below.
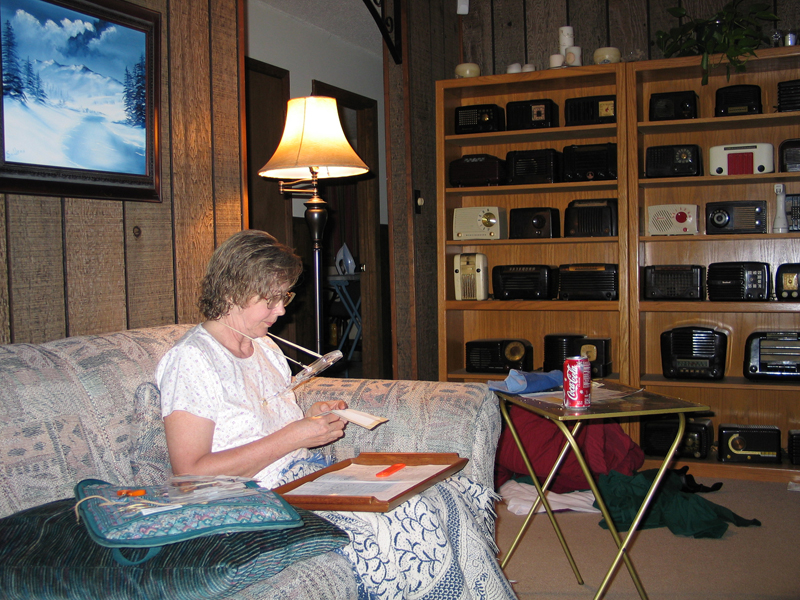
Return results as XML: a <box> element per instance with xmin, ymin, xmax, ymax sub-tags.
<box><xmin>656</xmin><ymin>0</ymin><xmax>778</xmax><ymax>84</ymax></box>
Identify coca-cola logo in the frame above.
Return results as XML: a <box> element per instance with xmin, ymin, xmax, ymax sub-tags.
<box><xmin>565</xmin><ymin>364</ymin><xmax>583</xmax><ymax>400</ymax></box>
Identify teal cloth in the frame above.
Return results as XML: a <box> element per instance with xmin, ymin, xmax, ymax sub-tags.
<box><xmin>0</xmin><ymin>498</ymin><xmax>349</xmax><ymax>600</ymax></box>
<box><xmin>595</xmin><ymin>469</ymin><xmax>761</xmax><ymax>538</ymax></box>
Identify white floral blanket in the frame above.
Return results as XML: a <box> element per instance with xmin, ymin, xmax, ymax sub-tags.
<box><xmin>280</xmin><ymin>460</ymin><xmax>517</xmax><ymax>600</ymax></box>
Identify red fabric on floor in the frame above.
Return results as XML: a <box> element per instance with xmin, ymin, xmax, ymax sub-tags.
<box><xmin>496</xmin><ymin>405</ymin><xmax>645</xmax><ymax>493</ymax></box>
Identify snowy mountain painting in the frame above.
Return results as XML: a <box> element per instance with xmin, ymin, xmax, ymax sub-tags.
<box><xmin>1</xmin><ymin>0</ymin><xmax>147</xmax><ymax>175</ymax></box>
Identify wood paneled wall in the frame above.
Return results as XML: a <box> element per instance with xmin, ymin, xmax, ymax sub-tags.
<box><xmin>385</xmin><ymin>0</ymin><xmax>461</xmax><ymax>380</ymax></box>
<box><xmin>0</xmin><ymin>0</ymin><xmax>246</xmax><ymax>344</ymax></box>
<box><xmin>462</xmin><ymin>0</ymin><xmax>800</xmax><ymax>75</ymax></box>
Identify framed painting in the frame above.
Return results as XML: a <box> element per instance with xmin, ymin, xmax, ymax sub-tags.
<box><xmin>0</xmin><ymin>0</ymin><xmax>160</xmax><ymax>201</ymax></box>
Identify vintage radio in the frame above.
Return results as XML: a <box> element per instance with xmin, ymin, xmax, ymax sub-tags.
<box><xmin>718</xmin><ymin>424</ymin><xmax>781</xmax><ymax>463</ymax></box>
<box><xmin>465</xmin><ymin>338</ymin><xmax>533</xmax><ymax>373</ymax></box>
<box><xmin>506</xmin><ymin>99</ymin><xmax>559</xmax><ymax>129</ymax></box>
<box><xmin>777</xmin><ymin>79</ymin><xmax>800</xmax><ymax>112</ymax></box>
<box><xmin>562</xmin><ymin>143</ymin><xmax>617</xmax><ymax>182</ymax></box>
<box><xmin>707</xmin><ymin>261</ymin><xmax>770</xmax><ymax>301</ymax></box>
<box><xmin>453</xmin><ymin>206</ymin><xmax>508</xmax><ymax>240</ymax></box>
<box><xmin>509</xmin><ymin>207</ymin><xmax>560</xmax><ymax>239</ymax></box>
<box><xmin>709</xmin><ymin>143</ymin><xmax>774</xmax><ymax>175</ymax></box>
<box><xmin>779</xmin><ymin>139</ymin><xmax>800</xmax><ymax>172</ymax></box>
<box><xmin>505</xmin><ymin>149</ymin><xmax>562</xmax><ymax>185</ymax></box>
<box><xmin>643</xmin><ymin>265</ymin><xmax>706</xmax><ymax>300</ymax></box>
<box><xmin>648</xmin><ymin>90</ymin><xmax>699</xmax><ymax>121</ymax></box>
<box><xmin>776</xmin><ymin>263</ymin><xmax>800</xmax><ymax>301</ymax></box>
<box><xmin>543</xmin><ymin>334</ymin><xmax>587</xmax><ymax>372</ymax></box>
<box><xmin>641</xmin><ymin>416</ymin><xmax>714</xmax><ymax>459</ymax></box>
<box><xmin>572</xmin><ymin>337</ymin><xmax>612</xmax><ymax>377</ymax></box>
<box><xmin>454</xmin><ymin>104</ymin><xmax>505</xmax><ymax>134</ymax></box>
<box><xmin>647</xmin><ymin>204</ymin><xmax>699</xmax><ymax>236</ymax></box>
<box><xmin>564</xmin><ymin>95</ymin><xmax>616</xmax><ymax>126</ymax></box>
<box><xmin>645</xmin><ymin>145</ymin><xmax>703</xmax><ymax>177</ymax></box>
<box><xmin>449</xmin><ymin>154</ymin><xmax>507</xmax><ymax>187</ymax></box>
<box><xmin>453</xmin><ymin>253</ymin><xmax>489</xmax><ymax>301</ymax></box>
<box><xmin>715</xmin><ymin>84</ymin><xmax>762</xmax><ymax>117</ymax></box>
<box><xmin>557</xmin><ymin>264</ymin><xmax>618</xmax><ymax>301</ymax></box>
<box><xmin>660</xmin><ymin>326</ymin><xmax>727</xmax><ymax>380</ymax></box>
<box><xmin>705</xmin><ymin>200</ymin><xmax>767</xmax><ymax>234</ymax></box>
<box><xmin>789</xmin><ymin>430</ymin><xmax>800</xmax><ymax>465</ymax></box>
<box><xmin>744</xmin><ymin>331</ymin><xmax>800</xmax><ymax>380</ymax></box>
<box><xmin>563</xmin><ymin>199</ymin><xmax>618</xmax><ymax>237</ymax></box>
<box><xmin>789</xmin><ymin>195</ymin><xmax>800</xmax><ymax>231</ymax></box>
<box><xmin>492</xmin><ymin>265</ymin><xmax>556</xmax><ymax>300</ymax></box>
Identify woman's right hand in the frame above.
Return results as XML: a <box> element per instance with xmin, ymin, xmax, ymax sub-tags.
<box><xmin>291</xmin><ymin>411</ymin><xmax>346</xmax><ymax>449</ymax></box>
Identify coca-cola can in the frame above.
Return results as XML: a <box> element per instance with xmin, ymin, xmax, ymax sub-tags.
<box><xmin>563</xmin><ymin>356</ymin><xmax>591</xmax><ymax>409</ymax></box>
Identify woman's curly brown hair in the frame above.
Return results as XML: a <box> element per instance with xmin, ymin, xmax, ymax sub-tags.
<box><xmin>199</xmin><ymin>230</ymin><xmax>303</xmax><ymax>320</ymax></box>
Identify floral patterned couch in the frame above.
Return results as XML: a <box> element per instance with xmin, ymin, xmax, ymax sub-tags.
<box><xmin>0</xmin><ymin>325</ymin><xmax>506</xmax><ymax>599</ymax></box>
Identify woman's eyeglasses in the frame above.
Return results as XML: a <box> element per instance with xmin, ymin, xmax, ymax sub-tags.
<box><xmin>265</xmin><ymin>291</ymin><xmax>295</xmax><ymax>309</ymax></box>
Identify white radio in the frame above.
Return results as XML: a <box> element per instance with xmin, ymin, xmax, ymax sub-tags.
<box><xmin>709</xmin><ymin>143</ymin><xmax>774</xmax><ymax>175</ymax></box>
<box><xmin>647</xmin><ymin>204</ymin><xmax>699</xmax><ymax>236</ymax></box>
<box><xmin>453</xmin><ymin>253</ymin><xmax>489</xmax><ymax>300</ymax></box>
<box><xmin>453</xmin><ymin>207</ymin><xmax>508</xmax><ymax>240</ymax></box>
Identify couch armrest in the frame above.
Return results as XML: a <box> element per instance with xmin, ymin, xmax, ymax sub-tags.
<box><xmin>294</xmin><ymin>378</ymin><xmax>500</xmax><ymax>490</ymax></box>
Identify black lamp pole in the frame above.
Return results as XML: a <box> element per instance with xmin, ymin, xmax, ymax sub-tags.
<box><xmin>302</xmin><ymin>168</ymin><xmax>327</xmax><ymax>356</ymax></box>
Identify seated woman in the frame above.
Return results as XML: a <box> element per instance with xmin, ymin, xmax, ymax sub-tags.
<box><xmin>157</xmin><ymin>230</ymin><xmax>516</xmax><ymax>600</ymax></box>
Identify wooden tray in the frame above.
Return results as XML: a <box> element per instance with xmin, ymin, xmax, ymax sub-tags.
<box><xmin>274</xmin><ymin>452</ymin><xmax>468</xmax><ymax>512</ymax></box>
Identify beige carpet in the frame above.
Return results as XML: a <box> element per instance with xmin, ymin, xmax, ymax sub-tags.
<box><xmin>495</xmin><ymin>477</ymin><xmax>800</xmax><ymax>599</ymax></box>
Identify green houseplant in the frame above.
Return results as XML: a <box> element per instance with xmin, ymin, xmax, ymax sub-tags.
<box><xmin>655</xmin><ymin>0</ymin><xmax>778</xmax><ymax>84</ymax></box>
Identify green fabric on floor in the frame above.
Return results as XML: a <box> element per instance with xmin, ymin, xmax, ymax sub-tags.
<box><xmin>595</xmin><ymin>469</ymin><xmax>761</xmax><ymax>538</ymax></box>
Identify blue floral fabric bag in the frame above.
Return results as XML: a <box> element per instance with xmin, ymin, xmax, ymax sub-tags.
<box><xmin>74</xmin><ymin>478</ymin><xmax>303</xmax><ymax>565</ymax></box>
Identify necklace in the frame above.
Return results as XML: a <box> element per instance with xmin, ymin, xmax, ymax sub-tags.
<box><xmin>215</xmin><ymin>320</ymin><xmax>290</xmax><ymax>365</ymax></box>
<box><xmin>214</xmin><ymin>320</ymin><xmax>291</xmax><ymax>405</ymax></box>
<box><xmin>217</xmin><ymin>320</ymin><xmax>257</xmax><ymax>341</ymax></box>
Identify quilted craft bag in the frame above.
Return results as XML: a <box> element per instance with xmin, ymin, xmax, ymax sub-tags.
<box><xmin>74</xmin><ymin>478</ymin><xmax>303</xmax><ymax>565</ymax></box>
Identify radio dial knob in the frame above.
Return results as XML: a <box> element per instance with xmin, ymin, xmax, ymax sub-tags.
<box><xmin>730</xmin><ymin>435</ymin><xmax>746</xmax><ymax>451</ymax></box>
<box><xmin>481</xmin><ymin>212</ymin><xmax>497</xmax><ymax>228</ymax></box>
<box><xmin>531</xmin><ymin>216</ymin><xmax>545</xmax><ymax>228</ymax></box>
<box><xmin>504</xmin><ymin>341</ymin><xmax>526</xmax><ymax>362</ymax></box>
<box><xmin>675</xmin><ymin>211</ymin><xmax>687</xmax><ymax>223</ymax></box>
<box><xmin>710</xmin><ymin>209</ymin><xmax>730</xmax><ymax>227</ymax></box>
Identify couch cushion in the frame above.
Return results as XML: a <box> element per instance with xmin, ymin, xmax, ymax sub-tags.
<box><xmin>0</xmin><ymin>325</ymin><xmax>191</xmax><ymax>517</ymax></box>
<box><xmin>0</xmin><ymin>498</ymin><xmax>350</xmax><ymax>600</ymax></box>
<box><xmin>130</xmin><ymin>382</ymin><xmax>172</xmax><ymax>485</ymax></box>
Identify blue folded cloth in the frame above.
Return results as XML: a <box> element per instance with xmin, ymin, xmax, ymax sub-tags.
<box><xmin>488</xmin><ymin>370</ymin><xmax>563</xmax><ymax>394</ymax></box>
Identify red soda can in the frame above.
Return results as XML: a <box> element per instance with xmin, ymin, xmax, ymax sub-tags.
<box><xmin>563</xmin><ymin>356</ymin><xmax>591</xmax><ymax>409</ymax></box>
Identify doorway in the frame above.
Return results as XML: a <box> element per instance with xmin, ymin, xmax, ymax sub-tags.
<box><xmin>244</xmin><ymin>59</ymin><xmax>389</xmax><ymax>378</ymax></box>
<box><xmin>310</xmin><ymin>80</ymin><xmax>388</xmax><ymax>380</ymax></box>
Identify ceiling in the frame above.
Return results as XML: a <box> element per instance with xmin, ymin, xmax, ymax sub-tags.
<box><xmin>255</xmin><ymin>0</ymin><xmax>383</xmax><ymax>57</ymax></box>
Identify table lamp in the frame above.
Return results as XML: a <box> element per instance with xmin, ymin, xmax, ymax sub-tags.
<box><xmin>259</xmin><ymin>96</ymin><xmax>369</xmax><ymax>354</ymax></box>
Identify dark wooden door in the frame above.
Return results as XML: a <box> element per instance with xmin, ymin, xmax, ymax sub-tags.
<box><xmin>244</xmin><ymin>58</ymin><xmax>301</xmax><ymax>353</ymax></box>
<box><xmin>312</xmin><ymin>80</ymin><xmax>387</xmax><ymax>379</ymax></box>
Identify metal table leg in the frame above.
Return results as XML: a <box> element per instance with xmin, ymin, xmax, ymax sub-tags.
<box><xmin>550</xmin><ymin>418</ymin><xmax>648</xmax><ymax>600</ymax></box>
<box><xmin>593</xmin><ymin>412</ymin><xmax>686</xmax><ymax>599</ymax></box>
<box><xmin>498</xmin><ymin>398</ymin><xmax>583</xmax><ymax>584</ymax></box>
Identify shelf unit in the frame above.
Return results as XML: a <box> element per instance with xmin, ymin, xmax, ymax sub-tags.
<box><xmin>436</xmin><ymin>65</ymin><xmax>630</xmax><ymax>385</ymax></box>
<box><xmin>627</xmin><ymin>47</ymin><xmax>800</xmax><ymax>481</ymax></box>
<box><xmin>436</xmin><ymin>47</ymin><xmax>800</xmax><ymax>482</ymax></box>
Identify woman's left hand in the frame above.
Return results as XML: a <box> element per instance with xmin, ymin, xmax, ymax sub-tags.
<box><xmin>306</xmin><ymin>400</ymin><xmax>348</xmax><ymax>417</ymax></box>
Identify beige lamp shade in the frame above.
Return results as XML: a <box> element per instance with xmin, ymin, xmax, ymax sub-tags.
<box><xmin>258</xmin><ymin>96</ymin><xmax>369</xmax><ymax>180</ymax></box>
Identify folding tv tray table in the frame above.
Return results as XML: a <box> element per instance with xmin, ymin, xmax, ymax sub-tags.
<box><xmin>496</xmin><ymin>383</ymin><xmax>709</xmax><ymax>600</ymax></box>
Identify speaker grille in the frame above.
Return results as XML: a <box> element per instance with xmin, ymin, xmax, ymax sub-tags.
<box><xmin>789</xmin><ymin>430</ymin><xmax>800</xmax><ymax>465</ymax></box>
<box><xmin>672</xmin><ymin>328</ymin><xmax>718</xmax><ymax>358</ymax></box>
<box><xmin>466</xmin><ymin>346</ymin><xmax>496</xmax><ymax>369</ymax></box>
<box><xmin>543</xmin><ymin>334</ymin><xmax>586</xmax><ymax>372</ymax></box>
